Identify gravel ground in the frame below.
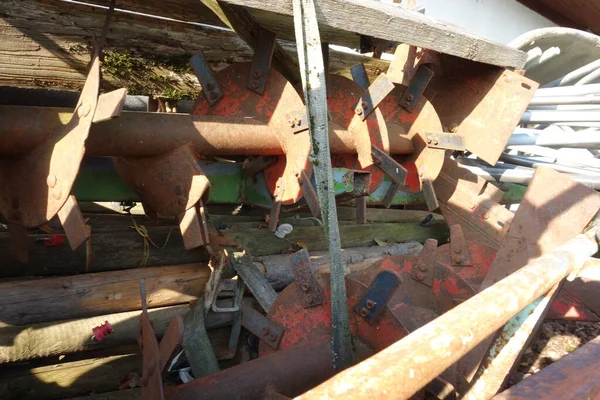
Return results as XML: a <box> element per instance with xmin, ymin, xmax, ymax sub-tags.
<box><xmin>508</xmin><ymin>320</ymin><xmax>600</xmax><ymax>386</ymax></box>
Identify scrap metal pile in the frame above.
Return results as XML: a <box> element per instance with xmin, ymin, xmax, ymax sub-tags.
<box><xmin>2</xmin><ymin>1</ymin><xmax>600</xmax><ymax>400</ymax></box>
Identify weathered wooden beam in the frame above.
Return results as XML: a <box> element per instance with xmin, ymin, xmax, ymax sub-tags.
<box><xmin>0</xmin><ymin>353</ymin><xmax>141</xmax><ymax>400</ymax></box>
<box><xmin>0</xmin><ymin>264</ymin><xmax>210</xmax><ymax>326</ymax></box>
<box><xmin>222</xmin><ymin>0</ymin><xmax>528</xmax><ymax>68</ymax></box>
<box><xmin>0</xmin><ymin>304</ymin><xmax>234</xmax><ymax>363</ymax></box>
<box><xmin>0</xmin><ymin>0</ymin><xmax>385</xmax><ymax>93</ymax></box>
<box><xmin>222</xmin><ymin>221</ymin><xmax>449</xmax><ymax>256</ymax></box>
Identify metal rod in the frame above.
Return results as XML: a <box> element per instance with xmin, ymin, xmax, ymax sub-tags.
<box><xmin>543</xmin><ymin>58</ymin><xmax>600</xmax><ymax>88</ymax></box>
<box><xmin>529</xmin><ymin>95</ymin><xmax>600</xmax><ymax>106</ymax></box>
<box><xmin>0</xmin><ymin>106</ymin><xmax>414</xmax><ymax>157</ymax></box>
<box><xmin>577</xmin><ymin>68</ymin><xmax>600</xmax><ymax>86</ymax></box>
<box><xmin>534</xmin><ymin>84</ymin><xmax>600</xmax><ymax>97</ymax></box>
<box><xmin>296</xmin><ymin>231</ymin><xmax>599</xmax><ymax>400</ymax></box>
<box><xmin>520</xmin><ymin>110</ymin><xmax>600</xmax><ymax>124</ymax></box>
<box><xmin>508</xmin><ymin>131</ymin><xmax>600</xmax><ymax>148</ymax></box>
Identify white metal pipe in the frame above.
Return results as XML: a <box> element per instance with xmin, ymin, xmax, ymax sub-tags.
<box><xmin>534</xmin><ymin>84</ymin><xmax>600</xmax><ymax>97</ymax></box>
<box><xmin>529</xmin><ymin>95</ymin><xmax>600</xmax><ymax>106</ymax></box>
<box><xmin>543</xmin><ymin>58</ymin><xmax>600</xmax><ymax>88</ymax></box>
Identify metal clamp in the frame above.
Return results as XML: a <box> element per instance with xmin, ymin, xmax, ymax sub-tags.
<box><xmin>248</xmin><ymin>28</ymin><xmax>277</xmax><ymax>95</ymax></box>
<box><xmin>449</xmin><ymin>224</ymin><xmax>472</xmax><ymax>266</ymax></box>
<box><xmin>399</xmin><ymin>64</ymin><xmax>434</xmax><ymax>112</ymax></box>
<box><xmin>354</xmin><ymin>74</ymin><xmax>395</xmax><ymax>121</ymax></box>
<box><xmin>425</xmin><ymin>132</ymin><xmax>466</xmax><ymax>151</ymax></box>
<box><xmin>191</xmin><ymin>50</ymin><xmax>223</xmax><ymax>105</ymax></box>
<box><xmin>354</xmin><ymin>270</ymin><xmax>402</xmax><ymax>323</ymax></box>
<box><xmin>241</xmin><ymin>303</ymin><xmax>284</xmax><ymax>350</ymax></box>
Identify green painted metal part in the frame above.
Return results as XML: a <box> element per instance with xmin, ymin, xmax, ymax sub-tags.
<box><xmin>73</xmin><ymin>158</ymin><xmax>527</xmax><ymax>206</ymax></box>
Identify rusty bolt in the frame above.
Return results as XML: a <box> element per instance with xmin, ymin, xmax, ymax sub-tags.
<box><xmin>360</xmin><ymin>307</ymin><xmax>370</xmax><ymax>317</ymax></box>
<box><xmin>52</xmin><ymin>187</ymin><xmax>62</xmax><ymax>200</ymax></box>
<box><xmin>483</xmin><ymin>212</ymin><xmax>491</xmax><ymax>220</ymax></box>
<box><xmin>504</xmin><ymin>74</ymin><xmax>512</xmax><ymax>83</ymax></box>
<box><xmin>300</xmin><ymin>283</ymin><xmax>309</xmax><ymax>292</ymax></box>
<box><xmin>406</xmin><ymin>94</ymin><xmax>414</xmax><ymax>101</ymax></box>
<box><xmin>269</xmin><ymin>333</ymin><xmax>277</xmax><ymax>342</ymax></box>
<box><xmin>262</xmin><ymin>327</ymin><xmax>270</xmax><ymax>336</ymax></box>
<box><xmin>454</xmin><ymin>255</ymin><xmax>463</xmax><ymax>264</ymax></box>
<box><xmin>305</xmin><ymin>293</ymin><xmax>314</xmax><ymax>304</ymax></box>
<box><xmin>453</xmin><ymin>247</ymin><xmax>462</xmax><ymax>254</ymax></box>
<box><xmin>175</xmin><ymin>184</ymin><xmax>184</xmax><ymax>195</ymax></box>
<box><xmin>251</xmin><ymin>80</ymin><xmax>259</xmax><ymax>89</ymax></box>
<box><xmin>419</xmin><ymin>172</ymin><xmax>424</xmax><ymax>178</ymax></box>
<box><xmin>355</xmin><ymin>107</ymin><xmax>363</xmax><ymax>115</ymax></box>
<box><xmin>403</xmin><ymin>101</ymin><xmax>411</xmax><ymax>108</ymax></box>
<box><xmin>253</xmin><ymin>70</ymin><xmax>261</xmax><ymax>79</ymax></box>
<box><xmin>433</xmin><ymin>139</ymin><xmax>439</xmax><ymax>145</ymax></box>
<box><xmin>415</xmin><ymin>271</ymin><xmax>425</xmax><ymax>281</ymax></box>
<box><xmin>418</xmin><ymin>263</ymin><xmax>427</xmax><ymax>272</ymax></box>
<box><xmin>294</xmin><ymin>118</ymin><xmax>302</xmax><ymax>126</ymax></box>
<box><xmin>365</xmin><ymin>299</ymin><xmax>376</xmax><ymax>309</ymax></box>
<box><xmin>373</xmin><ymin>157</ymin><xmax>381</xmax><ymax>165</ymax></box>
<box><xmin>178</xmin><ymin>197</ymin><xmax>187</xmax><ymax>207</ymax></box>
<box><xmin>46</xmin><ymin>174</ymin><xmax>57</xmax><ymax>188</ymax></box>
<box><xmin>361</xmin><ymin>101</ymin><xmax>368</xmax><ymax>109</ymax></box>
<box><xmin>206</xmin><ymin>83</ymin><xmax>214</xmax><ymax>91</ymax></box>
<box><xmin>426</xmin><ymin>138</ymin><xmax>432</xmax><ymax>144</ymax></box>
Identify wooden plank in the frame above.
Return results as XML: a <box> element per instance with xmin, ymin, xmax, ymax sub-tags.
<box><xmin>0</xmin><ymin>0</ymin><xmax>386</xmax><ymax>93</ymax></box>
<box><xmin>0</xmin><ymin>224</ymin><xmax>207</xmax><ymax>278</ymax></box>
<box><xmin>222</xmin><ymin>0</ymin><xmax>527</xmax><ymax>68</ymax></box>
<box><xmin>223</xmin><ymin>221</ymin><xmax>449</xmax><ymax>256</ymax></box>
<box><xmin>0</xmin><ymin>353</ymin><xmax>141</xmax><ymax>400</ymax></box>
<box><xmin>0</xmin><ymin>264</ymin><xmax>211</xmax><ymax>326</ymax></box>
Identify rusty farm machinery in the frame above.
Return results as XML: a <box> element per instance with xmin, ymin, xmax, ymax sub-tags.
<box><xmin>2</xmin><ymin>1</ymin><xmax>600</xmax><ymax>400</ymax></box>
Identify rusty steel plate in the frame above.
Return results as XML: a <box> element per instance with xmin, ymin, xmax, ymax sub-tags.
<box><xmin>0</xmin><ymin>49</ymin><xmax>101</xmax><ymax>228</ymax></box>
<box><xmin>430</xmin><ymin>57</ymin><xmax>538</xmax><ymax>165</ymax></box>
<box><xmin>114</xmin><ymin>144</ymin><xmax>210</xmax><ymax>215</ymax></box>
<box><xmin>192</xmin><ymin>63</ymin><xmax>310</xmax><ymax>205</ymax></box>
<box><xmin>259</xmin><ymin>273</ymin><xmax>409</xmax><ymax>357</ymax></box>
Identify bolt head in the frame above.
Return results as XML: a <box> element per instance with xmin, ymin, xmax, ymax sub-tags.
<box><xmin>300</xmin><ymin>283</ymin><xmax>309</xmax><ymax>292</ymax></box>
<box><xmin>406</xmin><ymin>94</ymin><xmax>414</xmax><ymax>101</ymax></box>
<box><xmin>262</xmin><ymin>327</ymin><xmax>270</xmax><ymax>335</ymax></box>
<box><xmin>361</xmin><ymin>101</ymin><xmax>368</xmax><ymax>109</ymax></box>
<box><xmin>46</xmin><ymin>174</ymin><xmax>57</xmax><ymax>188</ymax></box>
<box><xmin>78</xmin><ymin>103</ymin><xmax>91</xmax><ymax>118</ymax></box>
<box><xmin>206</xmin><ymin>83</ymin><xmax>214</xmax><ymax>91</ymax></box>
<box><xmin>415</xmin><ymin>271</ymin><xmax>425</xmax><ymax>281</ymax></box>
<box><xmin>483</xmin><ymin>212</ymin><xmax>490</xmax><ymax>220</ymax></box>
<box><xmin>427</xmin><ymin>138</ymin><xmax>432</xmax><ymax>144</ymax></box>
<box><xmin>453</xmin><ymin>247</ymin><xmax>462</xmax><ymax>254</ymax></box>
<box><xmin>294</xmin><ymin>118</ymin><xmax>301</xmax><ymax>126</ymax></box>
<box><xmin>433</xmin><ymin>139</ymin><xmax>439</xmax><ymax>145</ymax></box>
<box><xmin>365</xmin><ymin>299</ymin><xmax>376</xmax><ymax>309</ymax></box>
<box><xmin>355</xmin><ymin>107</ymin><xmax>363</xmax><ymax>115</ymax></box>
<box><xmin>175</xmin><ymin>184</ymin><xmax>184</xmax><ymax>195</ymax></box>
<box><xmin>360</xmin><ymin>307</ymin><xmax>370</xmax><ymax>317</ymax></box>
<box><xmin>418</xmin><ymin>263</ymin><xmax>427</xmax><ymax>272</ymax></box>
<box><xmin>251</xmin><ymin>81</ymin><xmax>259</xmax><ymax>89</ymax></box>
<box><xmin>269</xmin><ymin>333</ymin><xmax>277</xmax><ymax>342</ymax></box>
<box><xmin>253</xmin><ymin>70</ymin><xmax>261</xmax><ymax>78</ymax></box>
<box><xmin>52</xmin><ymin>187</ymin><xmax>62</xmax><ymax>200</ymax></box>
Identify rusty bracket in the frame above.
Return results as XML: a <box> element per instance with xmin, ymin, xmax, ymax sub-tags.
<box><xmin>114</xmin><ymin>144</ymin><xmax>210</xmax><ymax>249</ymax></box>
<box><xmin>425</xmin><ymin>132</ymin><xmax>466</xmax><ymax>151</ymax></box>
<box><xmin>212</xmin><ymin>278</ymin><xmax>244</xmax><ymax>313</ymax></box>
<box><xmin>298</xmin><ymin>171</ymin><xmax>321</xmax><ymax>218</ymax></box>
<box><xmin>231</xmin><ymin>252</ymin><xmax>278</xmax><ymax>313</ymax></box>
<box><xmin>354</xmin><ymin>269</ymin><xmax>402</xmax><ymax>323</ymax></box>
<box><xmin>412</xmin><ymin>238</ymin><xmax>438</xmax><ymax>287</ymax></box>
<box><xmin>191</xmin><ymin>50</ymin><xmax>223</xmax><ymax>106</ymax></box>
<box><xmin>242</xmin><ymin>156</ymin><xmax>278</xmax><ymax>178</ymax></box>
<box><xmin>350</xmin><ymin>63</ymin><xmax>370</xmax><ymax>89</ymax></box>
<box><xmin>371</xmin><ymin>145</ymin><xmax>408</xmax><ymax>206</ymax></box>
<box><xmin>158</xmin><ymin>316</ymin><xmax>184</xmax><ymax>374</ymax></box>
<box><xmin>291</xmin><ymin>248</ymin><xmax>325</xmax><ymax>308</ymax></box>
<box><xmin>354</xmin><ymin>74</ymin><xmax>395</xmax><ymax>121</ymax></box>
<box><xmin>248</xmin><ymin>27</ymin><xmax>277</xmax><ymax>95</ymax></box>
<box><xmin>422</xmin><ymin>180</ymin><xmax>440</xmax><ymax>212</ymax></box>
<box><xmin>399</xmin><ymin>64</ymin><xmax>434</xmax><ymax>112</ymax></box>
<box><xmin>286</xmin><ymin>110</ymin><xmax>309</xmax><ymax>134</ymax></box>
<box><xmin>57</xmin><ymin>195</ymin><xmax>90</xmax><ymax>251</ymax></box>
<box><xmin>93</xmin><ymin>88</ymin><xmax>128</xmax><ymax>123</ymax></box>
<box><xmin>269</xmin><ymin>178</ymin><xmax>286</xmax><ymax>232</ymax></box>
<box><xmin>241</xmin><ymin>303</ymin><xmax>284</xmax><ymax>350</ymax></box>
<box><xmin>450</xmin><ymin>224</ymin><xmax>472</xmax><ymax>266</ymax></box>
<box><xmin>139</xmin><ymin>279</ymin><xmax>165</xmax><ymax>400</ymax></box>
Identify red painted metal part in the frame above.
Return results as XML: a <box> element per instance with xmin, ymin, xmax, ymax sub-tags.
<box><xmin>259</xmin><ymin>273</ymin><xmax>409</xmax><ymax>357</ymax></box>
<box><xmin>192</xmin><ymin>62</ymin><xmax>310</xmax><ymax>205</ymax></box>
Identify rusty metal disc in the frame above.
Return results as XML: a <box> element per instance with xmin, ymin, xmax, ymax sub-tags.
<box><xmin>259</xmin><ymin>273</ymin><xmax>409</xmax><ymax>357</ymax></box>
<box><xmin>192</xmin><ymin>63</ymin><xmax>311</xmax><ymax>204</ymax></box>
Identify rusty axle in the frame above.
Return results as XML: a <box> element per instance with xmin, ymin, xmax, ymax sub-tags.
<box><xmin>0</xmin><ymin>106</ymin><xmax>414</xmax><ymax>157</ymax></box>
<box><xmin>296</xmin><ymin>229</ymin><xmax>599</xmax><ymax>400</ymax></box>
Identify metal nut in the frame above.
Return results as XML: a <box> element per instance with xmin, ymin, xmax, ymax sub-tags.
<box><xmin>365</xmin><ymin>299</ymin><xmax>376</xmax><ymax>309</ymax></box>
<box><xmin>46</xmin><ymin>174</ymin><xmax>57</xmax><ymax>188</ymax></box>
<box><xmin>355</xmin><ymin>107</ymin><xmax>363</xmax><ymax>115</ymax></box>
<box><xmin>453</xmin><ymin>247</ymin><xmax>462</xmax><ymax>254</ymax></box>
<box><xmin>433</xmin><ymin>139</ymin><xmax>439</xmax><ymax>145</ymax></box>
<box><xmin>269</xmin><ymin>333</ymin><xmax>277</xmax><ymax>342</ymax></box>
<box><xmin>415</xmin><ymin>271</ymin><xmax>425</xmax><ymax>281</ymax></box>
<box><xmin>360</xmin><ymin>307</ymin><xmax>370</xmax><ymax>317</ymax></box>
<box><xmin>361</xmin><ymin>101</ymin><xmax>368</xmax><ymax>109</ymax></box>
<box><xmin>300</xmin><ymin>283</ymin><xmax>309</xmax><ymax>292</ymax></box>
<box><xmin>418</xmin><ymin>263</ymin><xmax>427</xmax><ymax>272</ymax></box>
<box><xmin>262</xmin><ymin>327</ymin><xmax>270</xmax><ymax>336</ymax></box>
<box><xmin>406</xmin><ymin>94</ymin><xmax>414</xmax><ymax>101</ymax></box>
<box><xmin>253</xmin><ymin>70</ymin><xmax>261</xmax><ymax>79</ymax></box>
<box><xmin>483</xmin><ymin>212</ymin><xmax>491</xmax><ymax>220</ymax></box>
<box><xmin>251</xmin><ymin>81</ymin><xmax>259</xmax><ymax>89</ymax></box>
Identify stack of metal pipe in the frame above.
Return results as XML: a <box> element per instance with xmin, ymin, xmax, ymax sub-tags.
<box><xmin>458</xmin><ymin>57</ymin><xmax>600</xmax><ymax>190</ymax></box>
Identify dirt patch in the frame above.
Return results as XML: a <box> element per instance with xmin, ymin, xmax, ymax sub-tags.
<box><xmin>508</xmin><ymin>320</ymin><xmax>600</xmax><ymax>386</ymax></box>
